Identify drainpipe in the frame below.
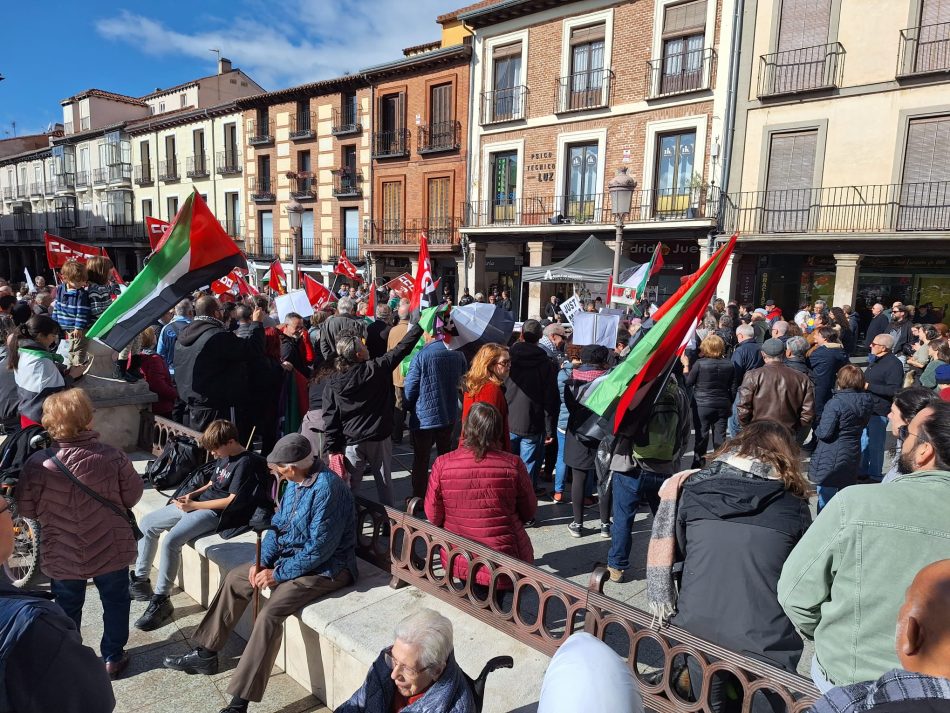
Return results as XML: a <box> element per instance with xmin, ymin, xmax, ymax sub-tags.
<box><xmin>719</xmin><ymin>0</ymin><xmax>745</xmax><ymax>217</ymax></box>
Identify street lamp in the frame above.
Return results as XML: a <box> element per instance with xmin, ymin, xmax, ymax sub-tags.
<box><xmin>286</xmin><ymin>197</ymin><xmax>304</xmax><ymax>291</ymax></box>
<box><xmin>608</xmin><ymin>167</ymin><xmax>637</xmax><ymax>308</ymax></box>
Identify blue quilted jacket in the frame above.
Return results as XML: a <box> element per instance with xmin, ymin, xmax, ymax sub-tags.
<box><xmin>404</xmin><ymin>341</ymin><xmax>467</xmax><ymax>431</ymax></box>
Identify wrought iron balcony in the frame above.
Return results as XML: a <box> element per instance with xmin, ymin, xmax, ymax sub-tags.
<box><xmin>366</xmin><ymin>218</ymin><xmax>461</xmax><ymax>248</ymax></box>
<box><xmin>216</xmin><ymin>150</ymin><xmax>242</xmax><ymax>175</ymax></box>
<box><xmin>1</xmin><ymin>187</ymin><xmax>12</xmax><ymax>200</ymax></box>
<box><xmin>107</xmin><ymin>164</ymin><xmax>131</xmax><ymax>183</ymax></box>
<box><xmin>897</xmin><ymin>22</ymin><xmax>950</xmax><ymax>77</ymax></box>
<box><xmin>219</xmin><ymin>219</ymin><xmax>242</xmax><ymax>239</ymax></box>
<box><xmin>418</xmin><ymin>121</ymin><xmax>461</xmax><ymax>154</ymax></box>
<box><xmin>250</xmin><ymin>175</ymin><xmax>275</xmax><ymax>202</ymax></box>
<box><xmin>93</xmin><ymin>168</ymin><xmax>109</xmax><ymax>185</ymax></box>
<box><xmin>289</xmin><ymin>175</ymin><xmax>316</xmax><ymax>199</ymax></box>
<box><xmin>247</xmin><ymin>119</ymin><xmax>274</xmax><ymax>145</ymax></box>
<box><xmin>331</xmin><ymin>169</ymin><xmax>362</xmax><ymax>198</ymax></box>
<box><xmin>463</xmin><ymin>187</ymin><xmax>720</xmax><ymax>228</ymax></box>
<box><xmin>332</xmin><ymin>106</ymin><xmax>363</xmax><ymax>136</ymax></box>
<box><xmin>720</xmin><ymin>182</ymin><xmax>950</xmax><ymax>235</ymax></box>
<box><xmin>555</xmin><ymin>69</ymin><xmax>614</xmax><ymax>112</ymax></box>
<box><xmin>758</xmin><ymin>42</ymin><xmax>846</xmax><ymax>98</ymax></box>
<box><xmin>14</xmin><ymin>184</ymin><xmax>27</xmax><ymax>199</ymax></box>
<box><xmin>75</xmin><ymin>171</ymin><xmax>90</xmax><ymax>188</ymax></box>
<box><xmin>647</xmin><ymin>49</ymin><xmax>716</xmax><ymax>99</ymax></box>
<box><xmin>372</xmin><ymin>129</ymin><xmax>410</xmax><ymax>158</ymax></box>
<box><xmin>289</xmin><ymin>112</ymin><xmax>315</xmax><ymax>140</ymax></box>
<box><xmin>186</xmin><ymin>154</ymin><xmax>209</xmax><ymax>178</ymax></box>
<box><xmin>481</xmin><ymin>85</ymin><xmax>528</xmax><ymax>124</ymax></box>
<box><xmin>53</xmin><ymin>173</ymin><xmax>76</xmax><ymax>192</ymax></box>
<box><xmin>245</xmin><ymin>249</ymin><xmax>277</xmax><ymax>261</ymax></box>
<box><xmin>29</xmin><ymin>183</ymin><xmax>44</xmax><ymax>196</ymax></box>
<box><xmin>134</xmin><ymin>164</ymin><xmax>154</xmax><ymax>185</ymax></box>
<box><xmin>158</xmin><ymin>160</ymin><xmax>180</xmax><ymax>182</ymax></box>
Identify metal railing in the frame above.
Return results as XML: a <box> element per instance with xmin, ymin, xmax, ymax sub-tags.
<box><xmin>290</xmin><ymin>175</ymin><xmax>316</xmax><ymax>199</ymax></box>
<box><xmin>134</xmin><ymin>164</ymin><xmax>153</xmax><ymax>185</ymax></box>
<box><xmin>29</xmin><ymin>182</ymin><xmax>44</xmax><ymax>196</ymax></box>
<box><xmin>332</xmin><ymin>106</ymin><xmax>363</xmax><ymax>135</ymax></box>
<box><xmin>290</xmin><ymin>112</ymin><xmax>315</xmax><ymax>140</ymax></box>
<box><xmin>419</xmin><ymin>121</ymin><xmax>461</xmax><ymax>153</ymax></box>
<box><xmin>250</xmin><ymin>175</ymin><xmax>275</xmax><ymax>201</ymax></box>
<box><xmin>106</xmin><ymin>164</ymin><xmax>131</xmax><ymax>183</ymax></box>
<box><xmin>555</xmin><ymin>68</ymin><xmax>614</xmax><ymax>112</ymax></box>
<box><xmin>464</xmin><ymin>187</ymin><xmax>720</xmax><ymax>228</ymax></box>
<box><xmin>219</xmin><ymin>219</ymin><xmax>242</xmax><ymax>239</ymax></box>
<box><xmin>186</xmin><ymin>154</ymin><xmax>209</xmax><ymax>178</ymax></box>
<box><xmin>897</xmin><ymin>22</ymin><xmax>950</xmax><ymax>77</ymax></box>
<box><xmin>75</xmin><ymin>171</ymin><xmax>89</xmax><ymax>189</ymax></box>
<box><xmin>53</xmin><ymin>173</ymin><xmax>76</xmax><ymax>192</ymax></box>
<box><xmin>720</xmin><ymin>181</ymin><xmax>950</xmax><ymax>234</ymax></box>
<box><xmin>646</xmin><ymin>49</ymin><xmax>716</xmax><ymax>98</ymax></box>
<box><xmin>247</xmin><ymin>118</ymin><xmax>274</xmax><ymax>145</ymax></box>
<box><xmin>1</xmin><ymin>187</ymin><xmax>12</xmax><ymax>200</ymax></box>
<box><xmin>372</xmin><ymin>129</ymin><xmax>411</xmax><ymax>158</ymax></box>
<box><xmin>367</xmin><ymin>217</ymin><xmax>461</xmax><ymax>247</ymax></box>
<box><xmin>481</xmin><ymin>85</ymin><xmax>528</xmax><ymax>124</ymax></box>
<box><xmin>332</xmin><ymin>169</ymin><xmax>362</xmax><ymax>197</ymax></box>
<box><xmin>158</xmin><ymin>160</ymin><xmax>180</xmax><ymax>182</ymax></box>
<box><xmin>216</xmin><ymin>150</ymin><xmax>242</xmax><ymax>175</ymax></box>
<box><xmin>93</xmin><ymin>168</ymin><xmax>109</xmax><ymax>185</ymax></box>
<box><xmin>758</xmin><ymin>42</ymin><xmax>845</xmax><ymax>98</ymax></box>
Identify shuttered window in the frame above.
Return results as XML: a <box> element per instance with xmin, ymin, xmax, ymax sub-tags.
<box><xmin>663</xmin><ymin>0</ymin><xmax>707</xmax><ymax>36</ymax></box>
<box><xmin>898</xmin><ymin>116</ymin><xmax>950</xmax><ymax>230</ymax></box>
<box><xmin>764</xmin><ymin>130</ymin><xmax>818</xmax><ymax>232</ymax></box>
<box><xmin>492</xmin><ymin>41</ymin><xmax>522</xmax><ymax>59</ymax></box>
<box><xmin>429</xmin><ymin>83</ymin><xmax>453</xmax><ymax>126</ymax></box>
<box><xmin>916</xmin><ymin>0</ymin><xmax>950</xmax><ymax>73</ymax></box>
<box><xmin>921</xmin><ymin>0</ymin><xmax>950</xmax><ymax>25</ymax></box>
<box><xmin>427</xmin><ymin>177</ymin><xmax>452</xmax><ymax>243</ymax></box>
<box><xmin>571</xmin><ymin>23</ymin><xmax>606</xmax><ymax>44</ymax></box>
<box><xmin>777</xmin><ymin>0</ymin><xmax>831</xmax><ymax>52</ymax></box>
<box><xmin>382</xmin><ymin>181</ymin><xmax>403</xmax><ymax>243</ymax></box>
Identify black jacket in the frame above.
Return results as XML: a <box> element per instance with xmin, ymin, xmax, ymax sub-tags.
<box><xmin>731</xmin><ymin>339</ymin><xmax>764</xmax><ymax>386</ymax></box>
<box><xmin>887</xmin><ymin>319</ymin><xmax>913</xmax><ymax>356</ymax></box>
<box><xmin>714</xmin><ymin>328</ymin><xmax>737</xmax><ymax>358</ymax></box>
<box><xmin>0</xmin><ymin>347</ymin><xmax>19</xmax><ymax>429</ymax></box>
<box><xmin>865</xmin><ymin>313</ymin><xmax>889</xmax><ymax>346</ymax></box>
<box><xmin>318</xmin><ymin>313</ymin><xmax>366</xmax><ymax>362</ymax></box>
<box><xmin>671</xmin><ymin>460</ymin><xmax>812</xmax><ymax>672</ymax></box>
<box><xmin>807</xmin><ymin>344</ymin><xmax>850</xmax><ymax>420</ymax></box>
<box><xmin>810</xmin><ymin>389</ymin><xmax>875</xmax><ymax>487</ymax></box>
<box><xmin>174</xmin><ymin>318</ymin><xmax>264</xmax><ymax>408</ymax></box>
<box><xmin>685</xmin><ymin>358</ymin><xmax>736</xmax><ymax>411</ymax></box>
<box><xmin>864</xmin><ymin>352</ymin><xmax>904</xmax><ymax>416</ymax></box>
<box><xmin>323</xmin><ymin>324</ymin><xmax>422</xmax><ymax>452</ymax></box>
<box><xmin>365</xmin><ymin>318</ymin><xmax>392</xmax><ymax>360</ymax></box>
<box><xmin>279</xmin><ymin>333</ymin><xmax>311</xmax><ymax>378</ymax></box>
<box><xmin>505</xmin><ymin>341</ymin><xmax>559</xmax><ymax>437</ymax></box>
<box><xmin>562</xmin><ymin>368</ymin><xmax>603</xmax><ymax>470</ymax></box>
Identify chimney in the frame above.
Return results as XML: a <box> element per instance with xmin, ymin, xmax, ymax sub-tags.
<box><xmin>218</xmin><ymin>57</ymin><xmax>232</xmax><ymax>75</ymax></box>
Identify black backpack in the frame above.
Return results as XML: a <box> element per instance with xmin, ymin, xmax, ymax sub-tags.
<box><xmin>0</xmin><ymin>426</ymin><xmax>50</xmax><ymax>486</ymax></box>
<box><xmin>146</xmin><ymin>436</ymin><xmax>202</xmax><ymax>493</ymax></box>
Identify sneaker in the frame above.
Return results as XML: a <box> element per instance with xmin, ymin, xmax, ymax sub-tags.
<box><xmin>129</xmin><ymin>572</ymin><xmax>153</xmax><ymax>602</ymax></box>
<box><xmin>600</xmin><ymin>523</ymin><xmax>611</xmax><ymax>538</ymax></box>
<box><xmin>524</xmin><ymin>519</ymin><xmax>536</xmax><ymax>528</ymax></box>
<box><xmin>583</xmin><ymin>496</ymin><xmax>598</xmax><ymax>507</ymax></box>
<box><xmin>135</xmin><ymin>594</ymin><xmax>174</xmax><ymax>631</ymax></box>
<box><xmin>163</xmin><ymin>648</ymin><xmax>219</xmax><ymax>676</ymax></box>
<box><xmin>551</xmin><ymin>491</ymin><xmax>565</xmax><ymax>503</ymax></box>
<box><xmin>568</xmin><ymin>522</ymin><xmax>583</xmax><ymax>538</ymax></box>
<box><xmin>607</xmin><ymin>566</ymin><xmax>625</xmax><ymax>583</ymax></box>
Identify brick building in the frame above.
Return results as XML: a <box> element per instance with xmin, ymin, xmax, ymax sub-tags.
<box><xmin>458</xmin><ymin>0</ymin><xmax>737</xmax><ymax>318</ymax></box>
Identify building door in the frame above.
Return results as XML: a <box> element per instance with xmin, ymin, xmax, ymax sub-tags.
<box><xmin>429</xmin><ymin>83</ymin><xmax>453</xmax><ymax>147</ymax></box>
<box><xmin>224</xmin><ymin>192</ymin><xmax>240</xmax><ymax>237</ymax></box>
<box><xmin>568</xmin><ymin>24</ymin><xmax>606</xmax><ymax>109</ymax></box>
<box><xmin>763</xmin><ymin>130</ymin><xmax>817</xmax><ymax>232</ymax></box>
<box><xmin>223</xmin><ymin>123</ymin><xmax>238</xmax><ymax>169</ymax></box>
<box><xmin>773</xmin><ymin>0</ymin><xmax>832</xmax><ymax>93</ymax></box>
<box><xmin>654</xmin><ymin>130</ymin><xmax>696</xmax><ymax>217</ymax></box>
<box><xmin>916</xmin><ymin>0</ymin><xmax>950</xmax><ymax>73</ymax></box>
<box><xmin>427</xmin><ymin>177</ymin><xmax>451</xmax><ymax>244</ymax></box>
<box><xmin>193</xmin><ymin>129</ymin><xmax>206</xmax><ymax>173</ymax></box>
<box><xmin>898</xmin><ymin>116</ymin><xmax>950</xmax><ymax>230</ymax></box>
<box><xmin>490</xmin><ymin>151</ymin><xmax>518</xmax><ymax>223</ymax></box>
<box><xmin>260</xmin><ymin>210</ymin><xmax>274</xmax><ymax>254</ymax></box>
<box><xmin>565</xmin><ymin>143</ymin><xmax>599</xmax><ymax>222</ymax></box>
<box><xmin>661</xmin><ymin>1</ymin><xmax>707</xmax><ymax>95</ymax></box>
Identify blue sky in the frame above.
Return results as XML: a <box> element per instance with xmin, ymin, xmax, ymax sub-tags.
<box><xmin>1</xmin><ymin>0</ymin><xmax>463</xmax><ymax>138</ymax></box>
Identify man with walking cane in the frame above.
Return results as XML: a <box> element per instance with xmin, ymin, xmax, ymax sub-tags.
<box><xmin>163</xmin><ymin>434</ymin><xmax>357</xmax><ymax>713</ymax></box>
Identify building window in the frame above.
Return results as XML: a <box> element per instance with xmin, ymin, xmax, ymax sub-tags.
<box><xmin>427</xmin><ymin>177</ymin><xmax>452</xmax><ymax>243</ymax></box>
<box><xmin>898</xmin><ymin>116</ymin><xmax>950</xmax><ymax>230</ymax></box>
<box><xmin>661</xmin><ymin>1</ymin><xmax>707</xmax><ymax>95</ymax></box>
<box><xmin>566</xmin><ymin>24</ymin><xmax>607</xmax><ymax>110</ymax></box>
<box><xmin>224</xmin><ymin>122</ymin><xmax>238</xmax><ymax>162</ymax></box>
<box><xmin>488</xmin><ymin>42</ymin><xmax>523</xmax><ymax>122</ymax></box>
<box><xmin>142</xmin><ymin>199</ymin><xmax>153</xmax><ymax>218</ymax></box>
<box><xmin>489</xmin><ymin>150</ymin><xmax>518</xmax><ymax>223</ymax></box>
<box><xmin>763</xmin><ymin>130</ymin><xmax>817</xmax><ymax>232</ymax></box>
<box><xmin>193</xmin><ymin>129</ymin><xmax>206</xmax><ymax>165</ymax></box>
<box><xmin>140</xmin><ymin>141</ymin><xmax>151</xmax><ymax>170</ymax></box>
<box><xmin>914</xmin><ymin>0</ymin><xmax>950</xmax><ymax>74</ymax></box>
<box><xmin>295</xmin><ymin>100</ymin><xmax>311</xmax><ymax>133</ymax></box>
<box><xmin>180</xmin><ymin>94</ymin><xmax>187</xmax><ymax>108</ymax></box>
<box><xmin>655</xmin><ymin>130</ymin><xmax>697</xmax><ymax>218</ymax></box>
<box><xmin>381</xmin><ymin>181</ymin><xmax>403</xmax><ymax>243</ymax></box>
<box><xmin>224</xmin><ymin>192</ymin><xmax>240</xmax><ymax>236</ymax></box>
<box><xmin>159</xmin><ymin>102</ymin><xmax>165</xmax><ymax>113</ymax></box>
<box><xmin>258</xmin><ymin>155</ymin><xmax>271</xmax><ymax>193</ymax></box>
<box><xmin>427</xmin><ymin>83</ymin><xmax>455</xmax><ymax>148</ymax></box>
<box><xmin>259</xmin><ymin>210</ymin><xmax>274</xmax><ymax>253</ymax></box>
<box><xmin>167</xmin><ymin>196</ymin><xmax>179</xmax><ymax>219</ymax></box>
<box><xmin>376</xmin><ymin>93</ymin><xmax>406</xmax><ymax>156</ymax></box>
<box><xmin>300</xmin><ymin>209</ymin><xmax>315</xmax><ymax>257</ymax></box>
<box><xmin>164</xmin><ymin>135</ymin><xmax>177</xmax><ymax>178</ymax></box>
<box><xmin>343</xmin><ymin>207</ymin><xmax>360</xmax><ymax>256</ymax></box>
<box><xmin>106</xmin><ymin>191</ymin><xmax>133</xmax><ymax>225</ymax></box>
<box><xmin>297</xmin><ymin>150</ymin><xmax>312</xmax><ymax>194</ymax></box>
<box><xmin>55</xmin><ymin>196</ymin><xmax>78</xmax><ymax>228</ymax></box>
<box><xmin>565</xmin><ymin>143</ymin><xmax>599</xmax><ymax>222</ymax></box>
<box><xmin>764</xmin><ymin>0</ymin><xmax>834</xmax><ymax>95</ymax></box>
<box><xmin>343</xmin><ymin>90</ymin><xmax>358</xmax><ymax>125</ymax></box>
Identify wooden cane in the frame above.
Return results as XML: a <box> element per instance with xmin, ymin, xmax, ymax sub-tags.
<box><xmin>253</xmin><ymin>530</ymin><xmax>262</xmax><ymax>620</ymax></box>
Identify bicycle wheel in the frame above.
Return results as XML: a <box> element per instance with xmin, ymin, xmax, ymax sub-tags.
<box><xmin>4</xmin><ymin>514</ymin><xmax>41</xmax><ymax>588</ymax></box>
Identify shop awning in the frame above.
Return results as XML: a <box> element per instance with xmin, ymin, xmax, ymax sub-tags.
<box><xmin>520</xmin><ymin>235</ymin><xmax>639</xmax><ymax>283</ymax></box>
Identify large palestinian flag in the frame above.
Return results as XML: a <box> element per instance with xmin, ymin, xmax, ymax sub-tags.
<box><xmin>86</xmin><ymin>191</ymin><xmax>246</xmax><ymax>351</ymax></box>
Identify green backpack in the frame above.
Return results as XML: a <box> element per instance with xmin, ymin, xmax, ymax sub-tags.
<box><xmin>631</xmin><ymin>381</ymin><xmax>681</xmax><ymax>463</ymax></box>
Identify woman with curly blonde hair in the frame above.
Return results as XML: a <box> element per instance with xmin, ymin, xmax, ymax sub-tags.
<box><xmin>461</xmin><ymin>343</ymin><xmax>510</xmax><ymax>444</ymax></box>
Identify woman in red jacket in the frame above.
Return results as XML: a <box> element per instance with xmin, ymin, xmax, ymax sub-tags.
<box><xmin>138</xmin><ymin>327</ymin><xmax>177</xmax><ymax>417</ymax></box>
<box><xmin>425</xmin><ymin>401</ymin><xmax>536</xmax><ymax>590</ymax></box>
<box><xmin>461</xmin><ymin>343</ymin><xmax>510</xmax><ymax>442</ymax></box>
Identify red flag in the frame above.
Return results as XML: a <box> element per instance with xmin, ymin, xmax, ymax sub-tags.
<box><xmin>303</xmin><ymin>274</ymin><xmax>334</xmax><ymax>310</ymax></box>
<box><xmin>44</xmin><ymin>232</ymin><xmax>105</xmax><ymax>269</ymax></box>
<box><xmin>383</xmin><ymin>273</ymin><xmax>415</xmax><ymax>299</ymax></box>
<box><xmin>211</xmin><ymin>268</ymin><xmax>245</xmax><ymax>296</ymax></box>
<box><xmin>334</xmin><ymin>251</ymin><xmax>362</xmax><ymax>282</ymax></box>
<box><xmin>410</xmin><ymin>232</ymin><xmax>434</xmax><ymax>311</ymax></box>
<box><xmin>145</xmin><ymin>217</ymin><xmax>170</xmax><ymax>252</ymax></box>
<box><xmin>367</xmin><ymin>282</ymin><xmax>376</xmax><ymax>316</ymax></box>
<box><xmin>269</xmin><ymin>260</ymin><xmax>287</xmax><ymax>295</ymax></box>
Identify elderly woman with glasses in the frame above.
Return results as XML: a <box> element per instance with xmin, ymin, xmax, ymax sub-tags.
<box><xmin>337</xmin><ymin>608</ymin><xmax>475</xmax><ymax>713</ymax></box>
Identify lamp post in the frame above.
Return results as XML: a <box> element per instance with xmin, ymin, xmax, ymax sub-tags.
<box><xmin>286</xmin><ymin>197</ymin><xmax>303</xmax><ymax>291</ymax></box>
<box><xmin>608</xmin><ymin>167</ymin><xmax>637</xmax><ymax>308</ymax></box>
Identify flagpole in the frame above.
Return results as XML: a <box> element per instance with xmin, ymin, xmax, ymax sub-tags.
<box><xmin>329</xmin><ymin>272</ymin><xmax>340</xmax><ymax>298</ymax></box>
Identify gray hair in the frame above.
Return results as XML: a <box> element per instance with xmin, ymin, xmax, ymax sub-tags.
<box><xmin>397</xmin><ymin>303</ymin><xmax>411</xmax><ymax>320</ymax></box>
<box><xmin>336</xmin><ymin>330</ymin><xmax>363</xmax><ymax>365</ymax></box>
<box><xmin>772</xmin><ymin>320</ymin><xmax>789</xmax><ymax>336</ymax></box>
<box><xmin>786</xmin><ymin>336</ymin><xmax>808</xmax><ymax>358</ymax></box>
<box><xmin>542</xmin><ymin>324</ymin><xmax>563</xmax><ymax>338</ymax></box>
<box><xmin>736</xmin><ymin>324</ymin><xmax>754</xmax><ymax>339</ymax></box>
<box><xmin>175</xmin><ymin>299</ymin><xmax>194</xmax><ymax>317</ymax></box>
<box><xmin>394</xmin><ymin>608</ymin><xmax>454</xmax><ymax>671</ymax></box>
<box><xmin>337</xmin><ymin>297</ymin><xmax>355</xmax><ymax>315</ymax></box>
<box><xmin>718</xmin><ymin>315</ymin><xmax>733</xmax><ymax>329</ymax></box>
<box><xmin>375</xmin><ymin>304</ymin><xmax>392</xmax><ymax>321</ymax></box>
<box><xmin>877</xmin><ymin>333</ymin><xmax>895</xmax><ymax>349</ymax></box>
<box><xmin>814</xmin><ymin>299</ymin><xmax>827</xmax><ymax>310</ymax></box>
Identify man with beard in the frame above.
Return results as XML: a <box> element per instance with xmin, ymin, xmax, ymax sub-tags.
<box><xmin>778</xmin><ymin>401</ymin><xmax>950</xmax><ymax>693</ymax></box>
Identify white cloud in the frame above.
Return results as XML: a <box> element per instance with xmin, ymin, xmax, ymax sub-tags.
<box><xmin>95</xmin><ymin>0</ymin><xmax>463</xmax><ymax>90</ymax></box>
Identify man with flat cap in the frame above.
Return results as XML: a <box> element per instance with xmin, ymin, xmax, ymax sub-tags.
<box><xmin>163</xmin><ymin>433</ymin><xmax>357</xmax><ymax>713</ymax></box>
<box><xmin>736</xmin><ymin>337</ymin><xmax>815</xmax><ymax>436</ymax></box>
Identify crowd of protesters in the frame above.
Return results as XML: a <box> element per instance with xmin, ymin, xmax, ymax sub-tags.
<box><xmin>0</xmin><ymin>264</ymin><xmax>949</xmax><ymax>713</ymax></box>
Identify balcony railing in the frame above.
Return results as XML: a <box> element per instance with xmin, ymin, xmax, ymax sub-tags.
<box><xmin>332</xmin><ymin>106</ymin><xmax>363</xmax><ymax>135</ymax></box>
<box><xmin>53</xmin><ymin>173</ymin><xmax>76</xmax><ymax>192</ymax></box>
<box><xmin>109</xmin><ymin>163</ymin><xmax>132</xmax><ymax>183</ymax></box>
<box><xmin>720</xmin><ymin>181</ymin><xmax>950</xmax><ymax>235</ymax></box>
<box><xmin>186</xmin><ymin>154</ymin><xmax>209</xmax><ymax>178</ymax></box>
<box><xmin>289</xmin><ymin>112</ymin><xmax>315</xmax><ymax>140</ymax></box>
<box><xmin>332</xmin><ymin>169</ymin><xmax>362</xmax><ymax>198</ymax></box>
<box><xmin>367</xmin><ymin>218</ymin><xmax>461</xmax><ymax>247</ymax></box>
<box><xmin>418</xmin><ymin>121</ymin><xmax>461</xmax><ymax>154</ymax></box>
<box><xmin>250</xmin><ymin>175</ymin><xmax>275</xmax><ymax>202</ymax></box>
<box><xmin>481</xmin><ymin>85</ymin><xmax>528</xmax><ymax>124</ymax></box>
<box><xmin>372</xmin><ymin>129</ymin><xmax>410</xmax><ymax>158</ymax></box>
<box><xmin>647</xmin><ymin>49</ymin><xmax>716</xmax><ymax>98</ymax></box>
<box><xmin>134</xmin><ymin>164</ymin><xmax>154</xmax><ymax>185</ymax></box>
<box><xmin>289</xmin><ymin>175</ymin><xmax>316</xmax><ymax>199</ymax></box>
<box><xmin>219</xmin><ymin>219</ymin><xmax>242</xmax><ymax>239</ymax></box>
<box><xmin>76</xmin><ymin>171</ymin><xmax>90</xmax><ymax>188</ymax></box>
<box><xmin>247</xmin><ymin>119</ymin><xmax>274</xmax><ymax>145</ymax></box>
<box><xmin>216</xmin><ymin>150</ymin><xmax>242</xmax><ymax>175</ymax></box>
<box><xmin>758</xmin><ymin>42</ymin><xmax>845</xmax><ymax>98</ymax></box>
<box><xmin>1</xmin><ymin>188</ymin><xmax>11</xmax><ymax>200</ymax></box>
<box><xmin>463</xmin><ymin>187</ymin><xmax>720</xmax><ymax>228</ymax></box>
<box><xmin>29</xmin><ymin>183</ymin><xmax>44</xmax><ymax>196</ymax></box>
<box><xmin>897</xmin><ymin>22</ymin><xmax>950</xmax><ymax>77</ymax></box>
<box><xmin>93</xmin><ymin>168</ymin><xmax>108</xmax><ymax>185</ymax></box>
<box><xmin>13</xmin><ymin>184</ymin><xmax>27</xmax><ymax>199</ymax></box>
<box><xmin>555</xmin><ymin>69</ymin><xmax>614</xmax><ymax>112</ymax></box>
<box><xmin>159</xmin><ymin>160</ymin><xmax>180</xmax><ymax>182</ymax></box>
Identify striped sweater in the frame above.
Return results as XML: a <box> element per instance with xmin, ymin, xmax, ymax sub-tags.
<box><xmin>51</xmin><ymin>284</ymin><xmax>92</xmax><ymax>331</ymax></box>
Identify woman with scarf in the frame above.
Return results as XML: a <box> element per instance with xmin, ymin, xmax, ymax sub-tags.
<box><xmin>647</xmin><ymin>420</ymin><xmax>812</xmax><ymax>709</ymax></box>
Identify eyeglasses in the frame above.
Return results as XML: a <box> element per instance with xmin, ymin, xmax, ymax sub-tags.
<box><xmin>898</xmin><ymin>425</ymin><xmax>930</xmax><ymax>445</ymax></box>
<box><xmin>871</xmin><ymin>341</ymin><xmax>886</xmax><ymax>348</ymax></box>
<box><xmin>494</xmin><ymin>359</ymin><xmax>511</xmax><ymax>366</ymax></box>
<box><xmin>383</xmin><ymin>646</ymin><xmax>430</xmax><ymax>676</ymax></box>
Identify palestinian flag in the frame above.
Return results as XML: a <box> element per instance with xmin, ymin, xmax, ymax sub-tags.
<box><xmin>399</xmin><ymin>304</ymin><xmax>447</xmax><ymax>377</ymax></box>
<box><xmin>583</xmin><ymin>234</ymin><xmax>737</xmax><ymax>432</ymax></box>
<box><xmin>445</xmin><ymin>303</ymin><xmax>514</xmax><ymax>361</ymax></box>
<box><xmin>611</xmin><ymin>242</ymin><xmax>665</xmax><ymax>305</ymax></box>
<box><xmin>86</xmin><ymin>191</ymin><xmax>246</xmax><ymax>351</ymax></box>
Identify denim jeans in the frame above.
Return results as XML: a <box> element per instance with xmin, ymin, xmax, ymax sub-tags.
<box><xmin>860</xmin><ymin>415</ymin><xmax>889</xmax><ymax>481</ymax></box>
<box><xmin>811</xmin><ymin>655</ymin><xmax>835</xmax><ymax>694</ymax></box>
<box><xmin>136</xmin><ymin>504</ymin><xmax>220</xmax><ymax>595</ymax></box>
<box><xmin>726</xmin><ymin>394</ymin><xmax>741</xmax><ymax>438</ymax></box>
<box><xmin>510</xmin><ymin>432</ymin><xmax>545</xmax><ymax>488</ymax></box>
<box><xmin>816</xmin><ymin>485</ymin><xmax>838</xmax><ymax>513</ymax></box>
<box><xmin>607</xmin><ymin>469</ymin><xmax>667</xmax><ymax>571</ymax></box>
<box><xmin>51</xmin><ymin>567</ymin><xmax>130</xmax><ymax>662</ymax></box>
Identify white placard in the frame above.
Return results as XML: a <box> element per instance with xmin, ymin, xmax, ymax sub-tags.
<box><xmin>559</xmin><ymin>294</ymin><xmax>582</xmax><ymax>325</ymax></box>
<box><xmin>275</xmin><ymin>290</ymin><xmax>314</xmax><ymax>322</ymax></box>
<box><xmin>572</xmin><ymin>312</ymin><xmax>620</xmax><ymax>348</ymax></box>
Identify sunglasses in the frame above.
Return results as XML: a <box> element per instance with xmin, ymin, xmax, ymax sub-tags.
<box><xmin>495</xmin><ymin>359</ymin><xmax>511</xmax><ymax>366</ymax></box>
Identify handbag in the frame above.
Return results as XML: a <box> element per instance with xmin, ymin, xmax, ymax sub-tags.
<box><xmin>49</xmin><ymin>454</ymin><xmax>144</xmax><ymax>540</ymax></box>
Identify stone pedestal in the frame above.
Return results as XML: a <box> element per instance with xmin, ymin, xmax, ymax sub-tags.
<box><xmin>80</xmin><ymin>340</ymin><xmax>157</xmax><ymax>452</ymax></box>
<box><xmin>832</xmin><ymin>254</ymin><xmax>862</xmax><ymax>309</ymax></box>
